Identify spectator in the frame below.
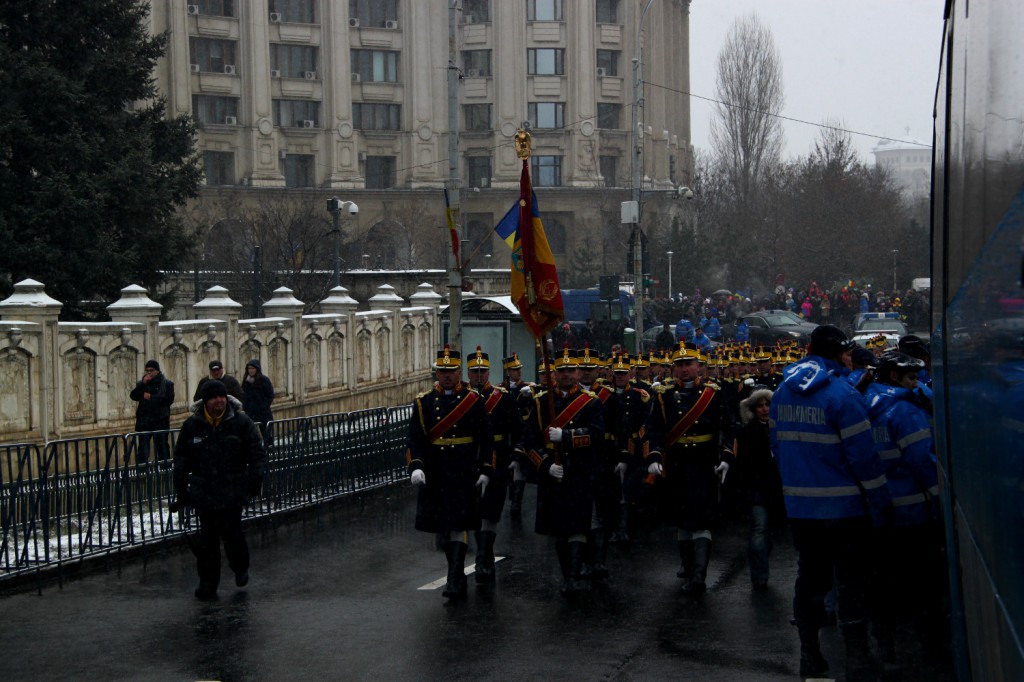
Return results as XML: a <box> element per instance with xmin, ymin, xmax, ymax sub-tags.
<box><xmin>130</xmin><ymin>359</ymin><xmax>174</xmax><ymax>462</ymax></box>
<box><xmin>194</xmin><ymin>360</ymin><xmax>243</xmax><ymax>402</ymax></box>
<box><xmin>242</xmin><ymin>359</ymin><xmax>275</xmax><ymax>442</ymax></box>
<box><xmin>655</xmin><ymin>321</ymin><xmax>676</xmax><ymax>350</ymax></box>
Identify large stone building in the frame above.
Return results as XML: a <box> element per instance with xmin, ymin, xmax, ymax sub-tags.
<box><xmin>871</xmin><ymin>134</ymin><xmax>931</xmax><ymax>200</ymax></box>
<box><xmin>149</xmin><ymin>0</ymin><xmax>695</xmax><ymax>290</ymax></box>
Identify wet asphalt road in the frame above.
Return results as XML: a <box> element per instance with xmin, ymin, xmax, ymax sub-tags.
<box><xmin>0</xmin><ymin>485</ymin><xmax>954</xmax><ymax>682</ymax></box>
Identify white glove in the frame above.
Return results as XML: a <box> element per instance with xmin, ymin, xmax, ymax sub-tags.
<box><xmin>520</xmin><ymin>385</ymin><xmax>533</xmax><ymax>398</ymax></box>
<box><xmin>647</xmin><ymin>462</ymin><xmax>663</xmax><ymax>476</ymax></box>
<box><xmin>744</xmin><ymin>377</ymin><xmax>755</xmax><ymax>387</ymax></box>
<box><xmin>476</xmin><ymin>474</ymin><xmax>490</xmax><ymax>497</ymax></box>
<box><xmin>547</xmin><ymin>426</ymin><xmax>564</xmax><ymax>443</ymax></box>
<box><xmin>548</xmin><ymin>463</ymin><xmax>564</xmax><ymax>480</ymax></box>
<box><xmin>410</xmin><ymin>469</ymin><xmax>426</xmax><ymax>486</ymax></box>
<box><xmin>614</xmin><ymin>461</ymin><xmax>628</xmax><ymax>482</ymax></box>
<box><xmin>714</xmin><ymin>461</ymin><xmax>730</xmax><ymax>483</ymax></box>
<box><xmin>508</xmin><ymin>460</ymin><xmax>520</xmax><ymax>473</ymax></box>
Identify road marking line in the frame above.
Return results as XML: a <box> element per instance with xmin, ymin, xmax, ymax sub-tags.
<box><xmin>417</xmin><ymin>557</ymin><xmax>506</xmax><ymax>590</ymax></box>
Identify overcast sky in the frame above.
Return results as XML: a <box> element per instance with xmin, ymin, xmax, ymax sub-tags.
<box><xmin>687</xmin><ymin>0</ymin><xmax>945</xmax><ymax>164</ymax></box>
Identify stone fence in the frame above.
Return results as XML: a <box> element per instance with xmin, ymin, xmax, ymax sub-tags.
<box><xmin>0</xmin><ymin>279</ymin><xmax>444</xmax><ymax>444</ymax></box>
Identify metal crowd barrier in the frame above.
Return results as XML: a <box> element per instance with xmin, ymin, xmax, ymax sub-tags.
<box><xmin>0</xmin><ymin>405</ymin><xmax>413</xmax><ymax>580</ymax></box>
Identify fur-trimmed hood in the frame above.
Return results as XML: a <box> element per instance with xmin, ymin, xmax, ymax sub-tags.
<box><xmin>740</xmin><ymin>388</ymin><xmax>774</xmax><ymax>424</ymax></box>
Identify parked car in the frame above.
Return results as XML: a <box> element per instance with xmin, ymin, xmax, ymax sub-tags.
<box><xmin>721</xmin><ymin>310</ymin><xmax>818</xmax><ymax>345</ymax></box>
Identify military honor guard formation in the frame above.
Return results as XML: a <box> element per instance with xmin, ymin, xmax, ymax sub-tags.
<box><xmin>404</xmin><ymin>325</ymin><xmax>945</xmax><ymax>681</ymax></box>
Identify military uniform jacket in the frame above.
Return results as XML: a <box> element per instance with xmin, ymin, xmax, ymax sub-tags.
<box><xmin>406</xmin><ymin>382</ymin><xmax>495</xmax><ymax>533</ymax></box>
<box><xmin>525</xmin><ymin>386</ymin><xmax>605</xmax><ymax>536</ymax></box>
<box><xmin>646</xmin><ymin>379</ymin><xmax>731</xmax><ymax>531</ymax></box>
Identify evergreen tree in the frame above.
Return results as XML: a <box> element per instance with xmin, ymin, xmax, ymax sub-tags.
<box><xmin>0</xmin><ymin>0</ymin><xmax>202</xmax><ymax>318</ymax></box>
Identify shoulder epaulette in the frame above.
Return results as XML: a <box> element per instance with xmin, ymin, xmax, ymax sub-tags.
<box><xmin>655</xmin><ymin>384</ymin><xmax>671</xmax><ymax>394</ymax></box>
<box><xmin>416</xmin><ymin>389</ymin><xmax>432</xmax><ymax>399</ymax></box>
<box><xmin>703</xmin><ymin>381</ymin><xmax>721</xmax><ymax>391</ymax></box>
<box><xmin>582</xmin><ymin>389</ymin><xmax>598</xmax><ymax>398</ymax></box>
<box><xmin>535</xmin><ymin>390</ymin><xmax>548</xmax><ymax>400</ymax></box>
<box><xmin>492</xmin><ymin>385</ymin><xmax>508</xmax><ymax>394</ymax></box>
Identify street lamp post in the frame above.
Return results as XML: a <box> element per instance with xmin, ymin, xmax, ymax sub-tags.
<box><xmin>326</xmin><ymin>197</ymin><xmax>358</xmax><ymax>288</ymax></box>
<box><xmin>666</xmin><ymin>250</ymin><xmax>673</xmax><ymax>300</ymax></box>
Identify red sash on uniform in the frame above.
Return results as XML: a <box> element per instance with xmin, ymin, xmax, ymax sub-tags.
<box><xmin>427</xmin><ymin>391</ymin><xmax>480</xmax><ymax>441</ymax></box>
<box><xmin>484</xmin><ymin>389</ymin><xmax>503</xmax><ymax>414</ymax></box>
<box><xmin>592</xmin><ymin>385</ymin><xmax>613</xmax><ymax>404</ymax></box>
<box><xmin>664</xmin><ymin>387</ymin><xmax>715</xmax><ymax>445</ymax></box>
<box><xmin>546</xmin><ymin>392</ymin><xmax>591</xmax><ymax>443</ymax></box>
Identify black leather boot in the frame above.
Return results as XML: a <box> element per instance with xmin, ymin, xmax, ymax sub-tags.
<box><xmin>474</xmin><ymin>530</ymin><xmax>496</xmax><ymax>584</ymax></box>
<box><xmin>556</xmin><ymin>539</ymin><xmax>571</xmax><ymax>593</ymax></box>
<box><xmin>682</xmin><ymin>538</ymin><xmax>711</xmax><ymax>595</ymax></box>
<box><xmin>442</xmin><ymin>541</ymin><xmax>468</xmax><ymax>600</ymax></box>
<box><xmin>565</xmin><ymin>541</ymin><xmax>590</xmax><ymax>594</ymax></box>
<box><xmin>842</xmin><ymin>620</ymin><xmax>881</xmax><ymax>681</ymax></box>
<box><xmin>677</xmin><ymin>539</ymin><xmax>695</xmax><ymax>585</ymax></box>
<box><xmin>798</xmin><ymin>622</ymin><xmax>830</xmax><ymax>677</ymax></box>
<box><xmin>589</xmin><ymin>529</ymin><xmax>609</xmax><ymax>581</ymax></box>
<box><xmin>509</xmin><ymin>481</ymin><xmax>526</xmax><ymax>518</ymax></box>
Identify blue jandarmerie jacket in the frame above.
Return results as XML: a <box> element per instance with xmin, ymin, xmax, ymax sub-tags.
<box><xmin>865</xmin><ymin>382</ymin><xmax>939</xmax><ymax>527</ymax></box>
<box><xmin>770</xmin><ymin>355</ymin><xmax>891</xmax><ymax>521</ymax></box>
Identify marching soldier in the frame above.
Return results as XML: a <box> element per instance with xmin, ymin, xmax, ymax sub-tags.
<box><xmin>631</xmin><ymin>354</ymin><xmax>653</xmax><ymax>392</ymax></box>
<box><xmin>466</xmin><ymin>347</ymin><xmax>525</xmax><ymax>584</ymax></box>
<box><xmin>578</xmin><ymin>347</ymin><xmax>618</xmax><ymax>581</ymax></box>
<box><xmin>608</xmin><ymin>353</ymin><xmax>652</xmax><ymax>543</ymax></box>
<box><xmin>501</xmin><ymin>352</ymin><xmax>534</xmax><ymax>517</ymax></box>
<box><xmin>406</xmin><ymin>345</ymin><xmax>495</xmax><ymax>601</ymax></box>
<box><xmin>645</xmin><ymin>342</ymin><xmax>733</xmax><ymax>595</ymax></box>
<box><xmin>524</xmin><ymin>347</ymin><xmax>605</xmax><ymax>595</ymax></box>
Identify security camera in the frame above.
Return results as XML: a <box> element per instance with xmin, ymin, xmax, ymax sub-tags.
<box><xmin>677</xmin><ymin>186</ymin><xmax>694</xmax><ymax>201</ymax></box>
<box><xmin>348</xmin><ymin>202</ymin><xmax>359</xmax><ymax>216</ymax></box>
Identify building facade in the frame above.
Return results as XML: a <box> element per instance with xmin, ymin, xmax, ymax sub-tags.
<box><xmin>150</xmin><ymin>0</ymin><xmax>695</xmax><ymax>289</ymax></box>
<box><xmin>871</xmin><ymin>135</ymin><xmax>931</xmax><ymax>199</ymax></box>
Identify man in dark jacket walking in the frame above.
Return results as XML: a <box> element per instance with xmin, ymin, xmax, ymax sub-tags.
<box><xmin>172</xmin><ymin>380</ymin><xmax>267</xmax><ymax>601</ymax></box>
<box><xmin>130</xmin><ymin>359</ymin><xmax>175</xmax><ymax>462</ymax></box>
<box><xmin>194</xmin><ymin>360</ymin><xmax>244</xmax><ymax>402</ymax></box>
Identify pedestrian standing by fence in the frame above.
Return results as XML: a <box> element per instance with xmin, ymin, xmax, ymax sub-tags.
<box><xmin>171</xmin><ymin>379</ymin><xmax>267</xmax><ymax>601</ymax></box>
<box><xmin>406</xmin><ymin>346</ymin><xmax>495</xmax><ymax>601</ymax></box>
<box><xmin>130</xmin><ymin>359</ymin><xmax>174</xmax><ymax>463</ymax></box>
<box><xmin>242</xmin><ymin>359</ymin><xmax>274</xmax><ymax>442</ymax></box>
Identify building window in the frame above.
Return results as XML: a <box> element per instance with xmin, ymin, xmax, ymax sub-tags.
<box><xmin>527</xmin><ymin>0</ymin><xmax>563</xmax><ymax>21</ymax></box>
<box><xmin>197</xmin><ymin>0</ymin><xmax>235</xmax><ymax>17</ymax></box>
<box><xmin>463</xmin><ymin>0</ymin><xmax>490</xmax><ymax>22</ymax></box>
<box><xmin>467</xmin><ymin>156</ymin><xmax>491</xmax><ymax>188</ymax></box>
<box><xmin>464</xmin><ymin>104</ymin><xmax>492</xmax><ymax>131</ymax></box>
<box><xmin>271</xmin><ymin>44</ymin><xmax>318</xmax><ymax>78</ymax></box>
<box><xmin>192</xmin><ymin>95</ymin><xmax>239</xmax><ymax>125</ymax></box>
<box><xmin>269</xmin><ymin>0</ymin><xmax>316</xmax><ymax>23</ymax></box>
<box><xmin>596</xmin><ymin>50</ymin><xmax>620</xmax><ymax>76</ymax></box>
<box><xmin>203</xmin><ymin>152</ymin><xmax>235</xmax><ymax>186</ymax></box>
<box><xmin>349</xmin><ymin>0</ymin><xmax>397</xmax><ymax>27</ymax></box>
<box><xmin>273</xmin><ymin>99</ymin><xmax>320</xmax><ymax>127</ymax></box>
<box><xmin>283</xmin><ymin>154</ymin><xmax>316</xmax><ymax>187</ymax></box>
<box><xmin>352</xmin><ymin>103</ymin><xmax>401</xmax><ymax>131</ymax></box>
<box><xmin>351</xmin><ymin>50</ymin><xmax>399</xmax><ymax>82</ymax></box>
<box><xmin>599</xmin><ymin>156</ymin><xmax>617</xmax><ymax>187</ymax></box>
<box><xmin>365</xmin><ymin>156</ymin><xmax>396</xmax><ymax>189</ymax></box>
<box><xmin>597</xmin><ymin>103</ymin><xmax>621</xmax><ymax>129</ymax></box>
<box><xmin>189</xmin><ymin>38</ymin><xmax>237</xmax><ymax>73</ymax></box>
<box><xmin>531</xmin><ymin>155</ymin><xmax>562</xmax><ymax>187</ymax></box>
<box><xmin>527</xmin><ymin>48</ymin><xmax>565</xmax><ymax>76</ymax></box>
<box><xmin>528</xmin><ymin>102</ymin><xmax>565</xmax><ymax>129</ymax></box>
<box><xmin>462</xmin><ymin>50</ymin><xmax>492</xmax><ymax>77</ymax></box>
<box><xmin>595</xmin><ymin>0</ymin><xmax>619</xmax><ymax>23</ymax></box>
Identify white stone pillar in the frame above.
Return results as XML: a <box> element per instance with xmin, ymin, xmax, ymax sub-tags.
<box><xmin>193</xmin><ymin>285</ymin><xmax>244</xmax><ymax>374</ymax></box>
<box><xmin>262</xmin><ymin>287</ymin><xmax>305</xmax><ymax>401</ymax></box>
<box><xmin>107</xmin><ymin>284</ymin><xmax>163</xmax><ymax>362</ymax></box>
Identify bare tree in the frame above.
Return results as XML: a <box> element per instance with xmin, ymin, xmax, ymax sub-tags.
<box><xmin>811</xmin><ymin>117</ymin><xmax>858</xmax><ymax>172</ymax></box>
<box><xmin>709</xmin><ymin>12</ymin><xmax>785</xmax><ymax>202</ymax></box>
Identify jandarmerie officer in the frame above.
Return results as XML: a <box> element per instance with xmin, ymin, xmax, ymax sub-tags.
<box><xmin>645</xmin><ymin>342</ymin><xmax>734</xmax><ymax>595</ymax></box>
<box><xmin>608</xmin><ymin>353</ymin><xmax>652</xmax><ymax>544</ymax></box>
<box><xmin>577</xmin><ymin>346</ymin><xmax>618</xmax><ymax>581</ymax></box>
<box><xmin>406</xmin><ymin>345</ymin><xmax>496</xmax><ymax>601</ymax></box>
<box><xmin>465</xmin><ymin>347</ymin><xmax>525</xmax><ymax>585</ymax></box>
<box><xmin>524</xmin><ymin>346</ymin><xmax>605</xmax><ymax>595</ymax></box>
<box><xmin>500</xmin><ymin>352</ymin><xmax>535</xmax><ymax>518</ymax></box>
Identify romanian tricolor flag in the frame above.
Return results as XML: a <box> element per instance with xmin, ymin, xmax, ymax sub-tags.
<box><xmin>511</xmin><ymin>160</ymin><xmax>564</xmax><ymax>338</ymax></box>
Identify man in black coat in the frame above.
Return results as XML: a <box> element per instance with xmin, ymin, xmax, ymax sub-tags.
<box><xmin>406</xmin><ymin>346</ymin><xmax>495</xmax><ymax>601</ymax></box>
<box><xmin>172</xmin><ymin>380</ymin><xmax>267</xmax><ymax>601</ymax></box>
<box><xmin>194</xmin><ymin>360</ymin><xmax>244</xmax><ymax>401</ymax></box>
<box><xmin>129</xmin><ymin>359</ymin><xmax>175</xmax><ymax>462</ymax></box>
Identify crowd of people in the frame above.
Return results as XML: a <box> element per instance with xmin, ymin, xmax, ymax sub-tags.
<box><xmin>405</xmin><ymin>325</ymin><xmax>945</xmax><ymax>680</ymax></box>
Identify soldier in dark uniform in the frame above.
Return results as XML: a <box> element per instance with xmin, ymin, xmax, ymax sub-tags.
<box><xmin>608</xmin><ymin>353</ymin><xmax>652</xmax><ymax>543</ymax></box>
<box><xmin>631</xmin><ymin>354</ymin><xmax>653</xmax><ymax>392</ymax></box>
<box><xmin>753</xmin><ymin>347</ymin><xmax>781</xmax><ymax>389</ymax></box>
<box><xmin>466</xmin><ymin>347</ymin><xmax>524</xmax><ymax>584</ymax></box>
<box><xmin>501</xmin><ymin>352</ymin><xmax>535</xmax><ymax>518</ymax></box>
<box><xmin>406</xmin><ymin>346</ymin><xmax>495</xmax><ymax>601</ymax></box>
<box><xmin>524</xmin><ymin>347</ymin><xmax>605</xmax><ymax>595</ymax></box>
<box><xmin>578</xmin><ymin>347</ymin><xmax>617</xmax><ymax>581</ymax></box>
<box><xmin>646</xmin><ymin>342</ymin><xmax>733</xmax><ymax>594</ymax></box>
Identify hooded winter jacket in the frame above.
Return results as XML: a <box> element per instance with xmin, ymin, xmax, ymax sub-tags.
<box><xmin>770</xmin><ymin>355</ymin><xmax>891</xmax><ymax>521</ymax></box>
<box><xmin>865</xmin><ymin>382</ymin><xmax>939</xmax><ymax>527</ymax></box>
<box><xmin>242</xmin><ymin>359</ymin><xmax>275</xmax><ymax>425</ymax></box>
